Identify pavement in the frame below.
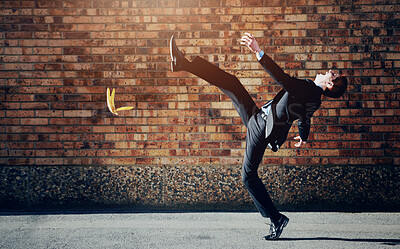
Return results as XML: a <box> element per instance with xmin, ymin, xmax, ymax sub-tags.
<box><xmin>0</xmin><ymin>211</ymin><xmax>399</xmax><ymax>249</ymax></box>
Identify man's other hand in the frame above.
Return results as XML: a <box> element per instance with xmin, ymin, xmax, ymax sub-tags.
<box><xmin>294</xmin><ymin>136</ymin><xmax>306</xmax><ymax>148</ymax></box>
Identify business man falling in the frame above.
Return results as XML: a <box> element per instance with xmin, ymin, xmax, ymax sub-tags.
<box><xmin>169</xmin><ymin>33</ymin><xmax>347</xmax><ymax>240</ymax></box>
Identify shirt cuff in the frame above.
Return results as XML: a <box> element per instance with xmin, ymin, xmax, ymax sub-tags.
<box><xmin>256</xmin><ymin>50</ymin><xmax>264</xmax><ymax>61</ymax></box>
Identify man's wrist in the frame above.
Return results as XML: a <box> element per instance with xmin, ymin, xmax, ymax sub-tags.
<box><xmin>256</xmin><ymin>50</ymin><xmax>264</xmax><ymax>61</ymax></box>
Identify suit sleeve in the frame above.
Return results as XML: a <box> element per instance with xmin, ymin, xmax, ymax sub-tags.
<box><xmin>259</xmin><ymin>53</ymin><xmax>310</xmax><ymax>97</ymax></box>
<box><xmin>298</xmin><ymin>119</ymin><xmax>311</xmax><ymax>141</ymax></box>
<box><xmin>297</xmin><ymin>102</ymin><xmax>319</xmax><ymax>141</ymax></box>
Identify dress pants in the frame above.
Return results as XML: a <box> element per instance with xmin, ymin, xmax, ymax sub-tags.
<box><xmin>184</xmin><ymin>56</ymin><xmax>281</xmax><ymax>221</ymax></box>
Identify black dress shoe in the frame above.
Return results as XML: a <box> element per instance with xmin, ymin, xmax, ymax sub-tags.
<box><xmin>169</xmin><ymin>35</ymin><xmax>187</xmax><ymax>72</ymax></box>
<box><xmin>264</xmin><ymin>214</ymin><xmax>289</xmax><ymax>240</ymax></box>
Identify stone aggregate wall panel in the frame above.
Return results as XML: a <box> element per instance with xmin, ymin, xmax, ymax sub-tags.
<box><xmin>28</xmin><ymin>166</ymin><xmax>164</xmax><ymax>208</ymax></box>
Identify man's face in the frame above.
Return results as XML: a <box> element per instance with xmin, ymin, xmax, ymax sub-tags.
<box><xmin>316</xmin><ymin>70</ymin><xmax>339</xmax><ymax>87</ymax></box>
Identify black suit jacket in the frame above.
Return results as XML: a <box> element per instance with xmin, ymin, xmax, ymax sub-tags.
<box><xmin>259</xmin><ymin>54</ymin><xmax>323</xmax><ymax>147</ymax></box>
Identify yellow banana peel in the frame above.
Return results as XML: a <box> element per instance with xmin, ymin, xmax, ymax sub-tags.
<box><xmin>106</xmin><ymin>88</ymin><xmax>133</xmax><ymax>116</ymax></box>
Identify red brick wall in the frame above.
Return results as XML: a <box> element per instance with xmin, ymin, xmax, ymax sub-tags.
<box><xmin>1</xmin><ymin>0</ymin><xmax>399</xmax><ymax>168</ymax></box>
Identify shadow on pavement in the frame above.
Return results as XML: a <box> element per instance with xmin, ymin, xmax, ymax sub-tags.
<box><xmin>279</xmin><ymin>237</ymin><xmax>400</xmax><ymax>246</ymax></box>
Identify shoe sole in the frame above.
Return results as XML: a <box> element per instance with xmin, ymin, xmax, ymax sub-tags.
<box><xmin>169</xmin><ymin>35</ymin><xmax>176</xmax><ymax>72</ymax></box>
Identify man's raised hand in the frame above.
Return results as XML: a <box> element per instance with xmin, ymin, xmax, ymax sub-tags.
<box><xmin>241</xmin><ymin>33</ymin><xmax>261</xmax><ymax>54</ymax></box>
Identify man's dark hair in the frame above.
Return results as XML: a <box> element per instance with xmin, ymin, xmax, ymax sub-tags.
<box><xmin>323</xmin><ymin>76</ymin><xmax>348</xmax><ymax>98</ymax></box>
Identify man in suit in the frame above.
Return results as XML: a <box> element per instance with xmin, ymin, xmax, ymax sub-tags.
<box><xmin>169</xmin><ymin>33</ymin><xmax>348</xmax><ymax>240</ymax></box>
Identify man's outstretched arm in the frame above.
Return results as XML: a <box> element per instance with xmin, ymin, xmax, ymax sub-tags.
<box><xmin>241</xmin><ymin>33</ymin><xmax>311</xmax><ymax>97</ymax></box>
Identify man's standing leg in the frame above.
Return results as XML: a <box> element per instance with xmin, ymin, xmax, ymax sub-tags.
<box><xmin>241</xmin><ymin>113</ymin><xmax>281</xmax><ymax>220</ymax></box>
<box><xmin>242</xmin><ymin>109</ymin><xmax>290</xmax><ymax>241</ymax></box>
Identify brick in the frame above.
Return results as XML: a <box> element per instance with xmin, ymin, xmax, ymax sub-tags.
<box><xmin>224</xmin><ymin>0</ymin><xmax>241</xmax><ymax>6</ymax></box>
<box><xmin>4</xmin><ymin>16</ymin><xmax>34</xmax><ymax>24</ymax></box>
<box><xmin>35</xmin><ymin>158</ymin><xmax>64</xmax><ymax>165</ymax></box>
<box><xmin>33</xmin><ymin>47</ymin><xmax>62</xmax><ymax>55</ymax></box>
<box><xmin>8</xmin><ymin>142</ymin><xmax>35</xmax><ymax>149</ymax></box>
<box><xmin>63</xmin><ymin>110</ymin><xmax>92</xmax><ymax>117</ymax></box>
<box><xmin>285</xmin><ymin>14</ymin><xmax>307</xmax><ymax>22</ymax></box>
<box><xmin>20</xmin><ymin>118</ymin><xmax>48</xmax><ymax>125</ymax></box>
<box><xmin>20</xmin><ymin>24</ymin><xmax>49</xmax><ymax>31</ymax></box>
<box><xmin>63</xmin><ymin>16</ymin><xmax>92</xmax><ymax>23</ymax></box>
<box><xmin>34</xmin><ymin>31</ymin><xmax>62</xmax><ymax>39</ymax></box>
<box><xmin>63</xmin><ymin>47</ymin><xmax>90</xmax><ymax>55</ymax></box>
<box><xmin>288</xmin><ymin>0</ymin><xmax>307</xmax><ymax>5</ymax></box>
<box><xmin>63</xmin><ymin>31</ymin><xmax>90</xmax><ymax>39</ymax></box>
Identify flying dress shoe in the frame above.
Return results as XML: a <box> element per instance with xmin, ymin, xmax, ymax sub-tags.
<box><xmin>170</xmin><ymin>35</ymin><xmax>187</xmax><ymax>72</ymax></box>
<box><xmin>264</xmin><ymin>214</ymin><xmax>289</xmax><ymax>240</ymax></box>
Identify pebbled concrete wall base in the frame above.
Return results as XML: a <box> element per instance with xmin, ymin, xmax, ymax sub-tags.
<box><xmin>1</xmin><ymin>165</ymin><xmax>399</xmax><ymax>212</ymax></box>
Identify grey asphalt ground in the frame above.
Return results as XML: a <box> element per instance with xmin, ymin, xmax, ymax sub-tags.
<box><xmin>0</xmin><ymin>212</ymin><xmax>399</xmax><ymax>249</ymax></box>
